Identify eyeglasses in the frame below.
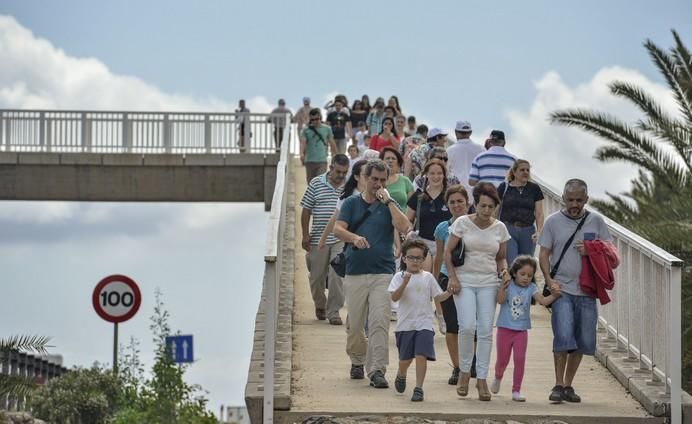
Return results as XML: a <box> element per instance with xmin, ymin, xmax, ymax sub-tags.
<box><xmin>405</xmin><ymin>255</ymin><xmax>425</xmax><ymax>262</ymax></box>
<box><xmin>434</xmin><ymin>156</ymin><xmax>449</xmax><ymax>162</ymax></box>
<box><xmin>309</xmin><ymin>117</ymin><xmax>320</xmax><ymax>122</ymax></box>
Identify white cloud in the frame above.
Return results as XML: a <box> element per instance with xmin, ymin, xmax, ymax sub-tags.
<box><xmin>506</xmin><ymin>67</ymin><xmax>677</xmax><ymax>199</ymax></box>
<box><xmin>0</xmin><ymin>15</ymin><xmax>271</xmax><ymax>113</ymax></box>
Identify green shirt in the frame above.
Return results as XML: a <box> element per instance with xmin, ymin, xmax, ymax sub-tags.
<box><xmin>386</xmin><ymin>174</ymin><xmax>414</xmax><ymax>212</ymax></box>
<box><xmin>302</xmin><ymin>125</ymin><xmax>333</xmax><ymax>163</ymax></box>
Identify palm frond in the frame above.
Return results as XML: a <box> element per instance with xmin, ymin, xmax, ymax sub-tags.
<box><xmin>551</xmin><ymin>109</ymin><xmax>688</xmax><ymax>187</ymax></box>
<box><xmin>611</xmin><ymin>81</ymin><xmax>692</xmax><ymax>170</ymax></box>
<box><xmin>0</xmin><ymin>374</ymin><xmax>37</xmax><ymax>397</ymax></box>
<box><xmin>671</xmin><ymin>29</ymin><xmax>692</xmax><ymax>89</ymax></box>
<box><xmin>0</xmin><ymin>335</ymin><xmax>51</xmax><ymax>355</ymax></box>
<box><xmin>645</xmin><ymin>39</ymin><xmax>692</xmax><ymax>126</ymax></box>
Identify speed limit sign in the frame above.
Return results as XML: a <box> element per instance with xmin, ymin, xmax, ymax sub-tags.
<box><xmin>92</xmin><ymin>274</ymin><xmax>142</xmax><ymax>323</ymax></box>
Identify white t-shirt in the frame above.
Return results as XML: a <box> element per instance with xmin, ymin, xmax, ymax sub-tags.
<box><xmin>449</xmin><ymin>215</ymin><xmax>511</xmax><ymax>287</ymax></box>
<box><xmin>355</xmin><ymin>130</ymin><xmax>368</xmax><ymax>152</ymax></box>
<box><xmin>447</xmin><ymin>138</ymin><xmax>484</xmax><ymax>198</ymax></box>
<box><xmin>388</xmin><ymin>271</ymin><xmax>442</xmax><ymax>332</ymax></box>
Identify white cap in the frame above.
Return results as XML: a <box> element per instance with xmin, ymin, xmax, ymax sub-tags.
<box><xmin>427</xmin><ymin>127</ymin><xmax>448</xmax><ymax>139</ymax></box>
<box><xmin>455</xmin><ymin>121</ymin><xmax>472</xmax><ymax>132</ymax></box>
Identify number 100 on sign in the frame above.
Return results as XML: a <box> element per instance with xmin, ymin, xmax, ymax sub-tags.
<box><xmin>92</xmin><ymin>275</ymin><xmax>142</xmax><ymax>323</ymax></box>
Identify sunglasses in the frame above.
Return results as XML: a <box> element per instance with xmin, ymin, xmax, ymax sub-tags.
<box><xmin>434</xmin><ymin>156</ymin><xmax>449</xmax><ymax>162</ymax></box>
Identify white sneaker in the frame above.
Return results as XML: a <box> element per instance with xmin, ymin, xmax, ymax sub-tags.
<box><xmin>436</xmin><ymin>311</ymin><xmax>446</xmax><ymax>335</ymax></box>
<box><xmin>512</xmin><ymin>391</ymin><xmax>526</xmax><ymax>402</ymax></box>
<box><xmin>490</xmin><ymin>378</ymin><xmax>501</xmax><ymax>394</ymax></box>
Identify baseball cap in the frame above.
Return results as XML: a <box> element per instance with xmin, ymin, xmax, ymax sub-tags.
<box><xmin>489</xmin><ymin>130</ymin><xmax>505</xmax><ymax>141</ymax></box>
<box><xmin>455</xmin><ymin>121</ymin><xmax>472</xmax><ymax>132</ymax></box>
<box><xmin>427</xmin><ymin>127</ymin><xmax>448</xmax><ymax>140</ymax></box>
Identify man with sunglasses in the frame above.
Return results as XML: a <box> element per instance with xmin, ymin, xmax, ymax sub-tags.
<box><xmin>300</xmin><ymin>108</ymin><xmax>338</xmax><ymax>184</ymax></box>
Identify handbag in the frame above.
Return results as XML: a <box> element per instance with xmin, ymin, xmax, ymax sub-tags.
<box><xmin>543</xmin><ymin>211</ymin><xmax>590</xmax><ymax>298</ymax></box>
<box><xmin>449</xmin><ymin>218</ymin><xmax>465</xmax><ymax>267</ymax></box>
<box><xmin>330</xmin><ymin>201</ymin><xmax>380</xmax><ymax>277</ymax></box>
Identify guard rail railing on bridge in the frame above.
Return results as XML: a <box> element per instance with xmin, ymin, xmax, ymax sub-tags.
<box><xmin>0</xmin><ymin>109</ymin><xmax>299</xmax><ymax>154</ymax></box>
<box><xmin>534</xmin><ymin>175</ymin><xmax>683</xmax><ymax>422</ymax></box>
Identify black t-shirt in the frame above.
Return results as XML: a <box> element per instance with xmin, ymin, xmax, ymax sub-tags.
<box><xmin>407</xmin><ymin>190</ymin><xmax>452</xmax><ymax>241</ymax></box>
<box><xmin>350</xmin><ymin>111</ymin><xmax>368</xmax><ymax>128</ymax></box>
<box><xmin>498</xmin><ymin>181</ymin><xmax>544</xmax><ymax>225</ymax></box>
<box><xmin>327</xmin><ymin>111</ymin><xmax>349</xmax><ymax>139</ymax></box>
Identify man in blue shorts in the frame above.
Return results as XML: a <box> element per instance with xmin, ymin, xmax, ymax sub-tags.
<box><xmin>538</xmin><ymin>179</ymin><xmax>612</xmax><ymax>403</ymax></box>
<box><xmin>334</xmin><ymin>159</ymin><xmax>411</xmax><ymax>388</ymax></box>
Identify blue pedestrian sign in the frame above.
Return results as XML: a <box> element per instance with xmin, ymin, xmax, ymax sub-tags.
<box><xmin>165</xmin><ymin>335</ymin><xmax>194</xmax><ymax>363</ymax></box>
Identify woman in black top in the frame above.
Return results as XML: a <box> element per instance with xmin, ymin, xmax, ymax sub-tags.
<box><xmin>497</xmin><ymin>159</ymin><xmax>544</xmax><ymax>265</ymax></box>
<box><xmin>406</xmin><ymin>159</ymin><xmax>451</xmax><ymax>271</ymax></box>
<box><xmin>350</xmin><ymin>100</ymin><xmax>368</xmax><ymax>132</ymax></box>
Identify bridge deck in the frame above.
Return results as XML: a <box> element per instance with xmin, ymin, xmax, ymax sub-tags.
<box><xmin>284</xmin><ymin>164</ymin><xmax>657</xmax><ymax>423</ymax></box>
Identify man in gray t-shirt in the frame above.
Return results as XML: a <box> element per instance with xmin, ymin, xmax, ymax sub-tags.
<box><xmin>538</xmin><ymin>179</ymin><xmax>612</xmax><ymax>404</ymax></box>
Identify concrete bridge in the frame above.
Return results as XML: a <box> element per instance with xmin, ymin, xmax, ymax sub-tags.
<box><xmin>1</xmin><ymin>109</ymin><xmax>687</xmax><ymax>423</ymax></box>
<box><xmin>0</xmin><ymin>109</ymin><xmax>292</xmax><ymax>209</ymax></box>
<box><xmin>244</xmin><ymin>131</ymin><xmax>689</xmax><ymax>423</ymax></box>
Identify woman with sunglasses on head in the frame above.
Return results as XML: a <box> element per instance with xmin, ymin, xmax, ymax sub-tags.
<box><xmin>413</xmin><ymin>147</ymin><xmax>461</xmax><ymax>191</ymax></box>
<box><xmin>380</xmin><ymin>148</ymin><xmax>414</xmax><ymax>213</ymax></box>
<box><xmin>369</xmin><ymin>117</ymin><xmax>400</xmax><ymax>153</ymax></box>
<box><xmin>405</xmin><ymin>159</ymin><xmax>451</xmax><ymax>273</ymax></box>
<box><xmin>496</xmin><ymin>159</ymin><xmax>544</xmax><ymax>266</ymax></box>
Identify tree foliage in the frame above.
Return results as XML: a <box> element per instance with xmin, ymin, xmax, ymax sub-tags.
<box><xmin>550</xmin><ymin>29</ymin><xmax>692</xmax><ymax>392</ymax></box>
<box><xmin>0</xmin><ymin>335</ymin><xmax>51</xmax><ymax>399</ymax></box>
<box><xmin>29</xmin><ymin>289</ymin><xmax>216</xmax><ymax>424</ymax></box>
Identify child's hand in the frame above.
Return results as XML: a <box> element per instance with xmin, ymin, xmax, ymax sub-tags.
<box><xmin>550</xmin><ymin>284</ymin><xmax>562</xmax><ymax>297</ymax></box>
<box><xmin>501</xmin><ymin>279</ymin><xmax>510</xmax><ymax>290</ymax></box>
<box><xmin>402</xmin><ymin>271</ymin><xmax>412</xmax><ymax>282</ymax></box>
<box><xmin>500</xmin><ymin>269</ymin><xmax>510</xmax><ymax>284</ymax></box>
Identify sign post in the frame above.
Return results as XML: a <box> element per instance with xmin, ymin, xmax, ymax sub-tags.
<box><xmin>92</xmin><ymin>274</ymin><xmax>142</xmax><ymax>374</ymax></box>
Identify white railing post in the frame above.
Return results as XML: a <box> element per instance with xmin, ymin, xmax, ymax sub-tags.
<box><xmin>163</xmin><ymin>113</ymin><xmax>172</xmax><ymax>153</ymax></box>
<box><xmin>39</xmin><ymin>112</ymin><xmax>45</xmax><ymax>152</ymax></box>
<box><xmin>669</xmin><ymin>264</ymin><xmax>682</xmax><ymax>424</ymax></box>
<box><xmin>81</xmin><ymin>112</ymin><xmax>91</xmax><ymax>153</ymax></box>
<box><xmin>122</xmin><ymin>112</ymin><xmax>132</xmax><ymax>152</ymax></box>
<box><xmin>204</xmin><ymin>114</ymin><xmax>212</xmax><ymax>153</ymax></box>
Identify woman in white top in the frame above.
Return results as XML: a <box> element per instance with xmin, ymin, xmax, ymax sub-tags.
<box><xmin>445</xmin><ymin>182</ymin><xmax>510</xmax><ymax>401</ymax></box>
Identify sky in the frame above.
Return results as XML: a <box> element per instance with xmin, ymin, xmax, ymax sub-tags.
<box><xmin>1</xmin><ymin>0</ymin><xmax>691</xmax><ymax>415</ymax></box>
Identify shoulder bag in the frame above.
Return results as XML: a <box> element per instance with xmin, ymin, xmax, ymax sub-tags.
<box><xmin>450</xmin><ymin>218</ymin><xmax>466</xmax><ymax>267</ymax></box>
<box><xmin>542</xmin><ymin>211</ymin><xmax>591</xmax><ymax>298</ymax></box>
<box><xmin>330</xmin><ymin>201</ymin><xmax>380</xmax><ymax>278</ymax></box>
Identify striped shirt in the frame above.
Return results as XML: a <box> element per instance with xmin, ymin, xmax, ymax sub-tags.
<box><xmin>300</xmin><ymin>173</ymin><xmax>343</xmax><ymax>245</ymax></box>
<box><xmin>468</xmin><ymin>146</ymin><xmax>517</xmax><ymax>188</ymax></box>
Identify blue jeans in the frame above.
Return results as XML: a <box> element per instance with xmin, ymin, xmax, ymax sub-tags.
<box><xmin>505</xmin><ymin>223</ymin><xmax>536</xmax><ymax>266</ymax></box>
<box><xmin>453</xmin><ymin>285</ymin><xmax>498</xmax><ymax>379</ymax></box>
<box><xmin>551</xmin><ymin>293</ymin><xmax>598</xmax><ymax>355</ymax></box>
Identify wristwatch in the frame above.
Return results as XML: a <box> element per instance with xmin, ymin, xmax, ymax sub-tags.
<box><xmin>385</xmin><ymin>198</ymin><xmax>393</xmax><ymax>205</ymax></box>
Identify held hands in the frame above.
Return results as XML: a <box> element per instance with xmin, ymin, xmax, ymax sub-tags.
<box><xmin>531</xmin><ymin>232</ymin><xmax>538</xmax><ymax>242</ymax></box>
<box><xmin>550</xmin><ymin>284</ymin><xmax>562</xmax><ymax>297</ymax></box>
<box><xmin>447</xmin><ymin>278</ymin><xmax>461</xmax><ymax>295</ymax></box>
<box><xmin>499</xmin><ymin>269</ymin><xmax>510</xmax><ymax>284</ymax></box>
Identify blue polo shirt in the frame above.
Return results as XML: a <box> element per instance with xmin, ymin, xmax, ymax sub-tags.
<box><xmin>338</xmin><ymin>194</ymin><xmax>395</xmax><ymax>276</ymax></box>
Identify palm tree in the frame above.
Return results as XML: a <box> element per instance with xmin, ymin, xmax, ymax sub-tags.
<box><xmin>549</xmin><ymin>29</ymin><xmax>692</xmax><ymax>391</ymax></box>
<box><xmin>0</xmin><ymin>335</ymin><xmax>51</xmax><ymax>399</ymax></box>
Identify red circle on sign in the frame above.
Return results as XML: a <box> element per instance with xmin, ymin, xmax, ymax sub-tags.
<box><xmin>92</xmin><ymin>274</ymin><xmax>141</xmax><ymax>323</ymax></box>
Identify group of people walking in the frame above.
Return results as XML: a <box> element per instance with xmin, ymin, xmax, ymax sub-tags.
<box><xmin>299</xmin><ymin>95</ymin><xmax>614</xmax><ymax>405</ymax></box>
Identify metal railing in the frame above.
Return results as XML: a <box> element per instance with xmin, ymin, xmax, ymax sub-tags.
<box><xmin>0</xmin><ymin>109</ymin><xmax>300</xmax><ymax>154</ymax></box>
<box><xmin>261</xmin><ymin>122</ymin><xmax>291</xmax><ymax>423</ymax></box>
<box><xmin>533</xmin><ymin>174</ymin><xmax>683</xmax><ymax>422</ymax></box>
<box><xmin>0</xmin><ymin>350</ymin><xmax>69</xmax><ymax>411</ymax></box>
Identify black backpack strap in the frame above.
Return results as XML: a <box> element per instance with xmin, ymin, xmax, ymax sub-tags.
<box><xmin>309</xmin><ymin>126</ymin><xmax>327</xmax><ymax>145</ymax></box>
<box><xmin>549</xmin><ymin>211</ymin><xmax>590</xmax><ymax>278</ymax></box>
